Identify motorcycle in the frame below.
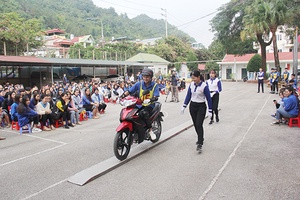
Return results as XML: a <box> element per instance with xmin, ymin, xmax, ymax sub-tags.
<box><xmin>113</xmin><ymin>91</ymin><xmax>164</xmax><ymax>161</ymax></box>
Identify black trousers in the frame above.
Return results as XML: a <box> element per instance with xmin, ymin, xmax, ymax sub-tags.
<box><xmin>211</xmin><ymin>93</ymin><xmax>219</xmax><ymax>121</ymax></box>
<box><xmin>189</xmin><ymin>102</ymin><xmax>206</xmax><ymax>145</ymax></box>
<box><xmin>272</xmin><ymin>81</ymin><xmax>278</xmax><ymax>92</ymax></box>
<box><xmin>97</xmin><ymin>103</ymin><xmax>107</xmax><ymax>112</ymax></box>
<box><xmin>41</xmin><ymin>114</ymin><xmax>54</xmax><ymax>125</ymax></box>
<box><xmin>258</xmin><ymin>79</ymin><xmax>264</xmax><ymax>92</ymax></box>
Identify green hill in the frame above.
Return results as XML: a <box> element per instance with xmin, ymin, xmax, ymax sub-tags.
<box><xmin>0</xmin><ymin>0</ymin><xmax>195</xmax><ymax>42</ymax></box>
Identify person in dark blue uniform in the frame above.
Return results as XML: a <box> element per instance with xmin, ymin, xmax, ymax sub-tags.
<box><xmin>180</xmin><ymin>70</ymin><xmax>212</xmax><ymax>152</ymax></box>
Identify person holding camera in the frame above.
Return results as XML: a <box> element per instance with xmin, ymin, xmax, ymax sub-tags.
<box><xmin>170</xmin><ymin>71</ymin><xmax>179</xmax><ymax>102</ymax></box>
<box><xmin>180</xmin><ymin>70</ymin><xmax>212</xmax><ymax>152</ymax></box>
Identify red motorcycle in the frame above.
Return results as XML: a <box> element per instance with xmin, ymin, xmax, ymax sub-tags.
<box><xmin>113</xmin><ymin>92</ymin><xmax>164</xmax><ymax>161</ymax></box>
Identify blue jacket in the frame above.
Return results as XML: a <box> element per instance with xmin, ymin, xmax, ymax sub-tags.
<box><xmin>10</xmin><ymin>102</ymin><xmax>18</xmax><ymax>121</ymax></box>
<box><xmin>283</xmin><ymin>95</ymin><xmax>299</xmax><ymax>116</ymax></box>
<box><xmin>17</xmin><ymin>107</ymin><xmax>39</xmax><ymax>127</ymax></box>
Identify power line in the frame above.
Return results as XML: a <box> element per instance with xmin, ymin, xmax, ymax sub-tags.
<box><xmin>97</xmin><ymin>0</ymin><xmax>161</xmax><ymax>15</ymax></box>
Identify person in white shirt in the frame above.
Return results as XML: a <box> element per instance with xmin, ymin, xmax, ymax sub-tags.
<box><xmin>180</xmin><ymin>70</ymin><xmax>212</xmax><ymax>152</ymax></box>
<box><xmin>36</xmin><ymin>94</ymin><xmax>55</xmax><ymax>131</ymax></box>
<box><xmin>206</xmin><ymin>70</ymin><xmax>222</xmax><ymax>125</ymax></box>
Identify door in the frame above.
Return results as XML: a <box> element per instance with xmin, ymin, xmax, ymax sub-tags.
<box><xmin>241</xmin><ymin>68</ymin><xmax>247</xmax><ymax>79</ymax></box>
<box><xmin>226</xmin><ymin>68</ymin><xmax>232</xmax><ymax>80</ymax></box>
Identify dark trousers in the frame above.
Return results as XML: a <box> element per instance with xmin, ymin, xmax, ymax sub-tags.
<box><xmin>30</xmin><ymin>115</ymin><xmax>39</xmax><ymax>125</ymax></box>
<box><xmin>58</xmin><ymin>111</ymin><xmax>70</xmax><ymax>122</ymax></box>
<box><xmin>41</xmin><ymin>114</ymin><xmax>54</xmax><ymax>125</ymax></box>
<box><xmin>272</xmin><ymin>81</ymin><xmax>278</xmax><ymax>92</ymax></box>
<box><xmin>189</xmin><ymin>102</ymin><xmax>206</xmax><ymax>145</ymax></box>
<box><xmin>97</xmin><ymin>103</ymin><xmax>107</xmax><ymax>112</ymax></box>
<box><xmin>140</xmin><ymin>106</ymin><xmax>153</xmax><ymax>129</ymax></box>
<box><xmin>258</xmin><ymin>79</ymin><xmax>264</xmax><ymax>92</ymax></box>
<box><xmin>211</xmin><ymin>93</ymin><xmax>219</xmax><ymax>120</ymax></box>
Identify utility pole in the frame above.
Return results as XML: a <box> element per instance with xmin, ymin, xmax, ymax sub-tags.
<box><xmin>293</xmin><ymin>26</ymin><xmax>298</xmax><ymax>75</ymax></box>
<box><xmin>161</xmin><ymin>8</ymin><xmax>168</xmax><ymax>38</ymax></box>
<box><xmin>100</xmin><ymin>20</ymin><xmax>104</xmax><ymax>47</ymax></box>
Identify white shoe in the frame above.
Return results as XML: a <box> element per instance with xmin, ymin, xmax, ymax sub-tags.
<box><xmin>149</xmin><ymin>130</ymin><xmax>156</xmax><ymax>140</ymax></box>
<box><xmin>32</xmin><ymin>128</ymin><xmax>42</xmax><ymax>132</ymax></box>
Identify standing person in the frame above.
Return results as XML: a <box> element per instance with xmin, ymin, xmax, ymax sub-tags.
<box><xmin>290</xmin><ymin>73</ymin><xmax>298</xmax><ymax>90</ymax></box>
<box><xmin>170</xmin><ymin>71</ymin><xmax>179</xmax><ymax>102</ymax></box>
<box><xmin>180</xmin><ymin>70</ymin><xmax>212</xmax><ymax>152</ymax></box>
<box><xmin>206</xmin><ymin>70</ymin><xmax>222</xmax><ymax>124</ymax></box>
<box><xmin>63</xmin><ymin>74</ymin><xmax>69</xmax><ymax>85</ymax></box>
<box><xmin>282</xmin><ymin>67</ymin><xmax>290</xmax><ymax>85</ymax></box>
<box><xmin>271</xmin><ymin>68</ymin><xmax>280</xmax><ymax>94</ymax></box>
<box><xmin>257</xmin><ymin>68</ymin><xmax>264</xmax><ymax>93</ymax></box>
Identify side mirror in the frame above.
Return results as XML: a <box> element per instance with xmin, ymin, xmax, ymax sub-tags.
<box><xmin>142</xmin><ymin>90</ymin><xmax>150</xmax><ymax>95</ymax></box>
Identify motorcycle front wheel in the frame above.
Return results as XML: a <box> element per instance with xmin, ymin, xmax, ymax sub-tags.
<box><xmin>150</xmin><ymin>119</ymin><xmax>162</xmax><ymax>143</ymax></box>
<box><xmin>113</xmin><ymin>129</ymin><xmax>132</xmax><ymax>161</ymax></box>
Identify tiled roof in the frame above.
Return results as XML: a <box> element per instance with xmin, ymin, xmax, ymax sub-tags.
<box><xmin>45</xmin><ymin>28</ymin><xmax>65</xmax><ymax>35</ymax></box>
<box><xmin>222</xmin><ymin>52</ymin><xmax>300</xmax><ymax>63</ymax></box>
<box><xmin>198</xmin><ymin>64</ymin><xmax>205</xmax><ymax>70</ymax></box>
<box><xmin>126</xmin><ymin>53</ymin><xmax>169</xmax><ymax>64</ymax></box>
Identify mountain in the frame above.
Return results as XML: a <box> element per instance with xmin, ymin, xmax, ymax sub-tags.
<box><xmin>0</xmin><ymin>0</ymin><xmax>195</xmax><ymax>42</ymax></box>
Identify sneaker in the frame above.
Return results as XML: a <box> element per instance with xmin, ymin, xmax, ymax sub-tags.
<box><xmin>76</xmin><ymin>122</ymin><xmax>82</xmax><ymax>125</ymax></box>
<box><xmin>216</xmin><ymin>117</ymin><xmax>219</xmax><ymax>122</ymax></box>
<box><xmin>271</xmin><ymin>114</ymin><xmax>276</xmax><ymax>118</ymax></box>
<box><xmin>196</xmin><ymin>144</ymin><xmax>202</xmax><ymax>152</ymax></box>
<box><xmin>270</xmin><ymin>121</ymin><xmax>280</xmax><ymax>126</ymax></box>
<box><xmin>149</xmin><ymin>130</ymin><xmax>156</xmax><ymax>140</ymax></box>
<box><xmin>209</xmin><ymin>120</ymin><xmax>214</xmax><ymax>125</ymax></box>
<box><xmin>64</xmin><ymin>125</ymin><xmax>70</xmax><ymax>129</ymax></box>
<box><xmin>32</xmin><ymin>128</ymin><xmax>42</xmax><ymax>132</ymax></box>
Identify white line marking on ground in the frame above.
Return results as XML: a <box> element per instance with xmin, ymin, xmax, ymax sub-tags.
<box><xmin>198</xmin><ymin>94</ymin><xmax>271</xmax><ymax>200</ymax></box>
<box><xmin>21</xmin><ymin>179</ymin><xmax>67</xmax><ymax>200</ymax></box>
<box><xmin>0</xmin><ymin>144</ymin><xmax>66</xmax><ymax>167</ymax></box>
<box><xmin>24</xmin><ymin>135</ymin><xmax>67</xmax><ymax>145</ymax></box>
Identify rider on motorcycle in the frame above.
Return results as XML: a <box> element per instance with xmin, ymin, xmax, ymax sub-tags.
<box><xmin>121</xmin><ymin>68</ymin><xmax>159</xmax><ymax>140</ymax></box>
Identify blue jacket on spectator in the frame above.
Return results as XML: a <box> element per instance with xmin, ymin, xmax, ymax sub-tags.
<box><xmin>17</xmin><ymin>108</ymin><xmax>38</xmax><ymax>127</ymax></box>
<box><xmin>10</xmin><ymin>102</ymin><xmax>18</xmax><ymax>121</ymax></box>
<box><xmin>82</xmin><ymin>95</ymin><xmax>92</xmax><ymax>105</ymax></box>
<box><xmin>283</xmin><ymin>95</ymin><xmax>299</xmax><ymax>116</ymax></box>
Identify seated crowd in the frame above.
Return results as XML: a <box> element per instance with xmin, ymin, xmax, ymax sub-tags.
<box><xmin>0</xmin><ymin>73</ymin><xmax>186</xmax><ymax>140</ymax></box>
<box><xmin>271</xmin><ymin>84</ymin><xmax>300</xmax><ymax>125</ymax></box>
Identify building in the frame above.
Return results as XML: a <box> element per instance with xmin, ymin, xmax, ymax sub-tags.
<box><xmin>126</xmin><ymin>53</ymin><xmax>169</xmax><ymax>77</ymax></box>
<box><xmin>218</xmin><ymin>52</ymin><xmax>300</xmax><ymax>81</ymax></box>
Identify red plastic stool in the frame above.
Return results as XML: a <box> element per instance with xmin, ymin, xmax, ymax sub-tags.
<box><xmin>288</xmin><ymin>113</ymin><xmax>300</xmax><ymax>128</ymax></box>
<box><xmin>55</xmin><ymin>118</ymin><xmax>64</xmax><ymax>128</ymax></box>
<box><xmin>11</xmin><ymin>121</ymin><xmax>20</xmax><ymax>131</ymax></box>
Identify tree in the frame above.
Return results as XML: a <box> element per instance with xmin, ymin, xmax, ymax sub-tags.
<box><xmin>241</xmin><ymin>0</ymin><xmax>272</xmax><ymax>73</ymax></box>
<box><xmin>210</xmin><ymin>0</ymin><xmax>257</xmax><ymax>55</ymax></box>
<box><xmin>247</xmin><ymin>54</ymin><xmax>262</xmax><ymax>72</ymax></box>
<box><xmin>263</xmin><ymin>0</ymin><xmax>292</xmax><ymax>70</ymax></box>
<box><xmin>0</xmin><ymin>12</ymin><xmax>43</xmax><ymax>55</ymax></box>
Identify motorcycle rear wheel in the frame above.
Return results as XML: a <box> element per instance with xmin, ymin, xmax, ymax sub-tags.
<box><xmin>113</xmin><ymin>129</ymin><xmax>131</xmax><ymax>161</ymax></box>
<box><xmin>150</xmin><ymin>119</ymin><xmax>162</xmax><ymax>143</ymax></box>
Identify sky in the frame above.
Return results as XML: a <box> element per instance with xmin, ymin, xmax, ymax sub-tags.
<box><xmin>92</xmin><ymin>0</ymin><xmax>230</xmax><ymax>48</ymax></box>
